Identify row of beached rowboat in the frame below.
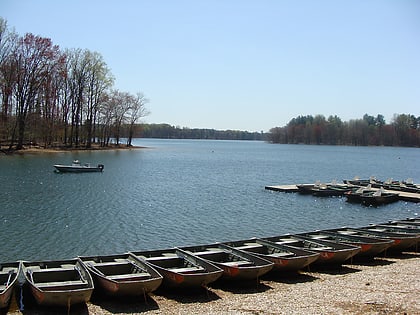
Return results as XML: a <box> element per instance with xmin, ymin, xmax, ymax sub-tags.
<box><xmin>1</xmin><ymin>218</ymin><xmax>419</xmax><ymax>310</ymax></box>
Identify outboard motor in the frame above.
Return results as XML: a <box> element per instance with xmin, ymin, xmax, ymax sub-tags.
<box><xmin>98</xmin><ymin>164</ymin><xmax>104</xmax><ymax>171</ymax></box>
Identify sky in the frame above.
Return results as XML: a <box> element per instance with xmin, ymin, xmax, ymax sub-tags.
<box><xmin>1</xmin><ymin>0</ymin><xmax>419</xmax><ymax>132</ymax></box>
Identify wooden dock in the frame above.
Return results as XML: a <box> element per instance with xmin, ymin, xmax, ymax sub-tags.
<box><xmin>265</xmin><ymin>184</ymin><xmax>420</xmax><ymax>203</ymax></box>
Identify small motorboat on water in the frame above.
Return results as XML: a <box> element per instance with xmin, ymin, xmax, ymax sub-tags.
<box><xmin>54</xmin><ymin>160</ymin><xmax>104</xmax><ymax>173</ymax></box>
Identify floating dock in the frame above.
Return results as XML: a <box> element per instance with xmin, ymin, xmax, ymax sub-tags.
<box><xmin>265</xmin><ymin>184</ymin><xmax>420</xmax><ymax>203</ymax></box>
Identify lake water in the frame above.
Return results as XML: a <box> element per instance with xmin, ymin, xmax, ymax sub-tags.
<box><xmin>0</xmin><ymin>139</ymin><xmax>419</xmax><ymax>262</ymax></box>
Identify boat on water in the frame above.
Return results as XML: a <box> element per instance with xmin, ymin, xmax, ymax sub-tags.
<box><xmin>297</xmin><ymin>181</ymin><xmax>354</xmax><ymax>197</ymax></box>
<box><xmin>343</xmin><ymin>176</ymin><xmax>382</xmax><ymax>187</ymax></box>
<box><xmin>343</xmin><ymin>177</ymin><xmax>420</xmax><ymax>194</ymax></box>
<box><xmin>79</xmin><ymin>253</ymin><xmax>162</xmax><ymax>296</ymax></box>
<box><xmin>263</xmin><ymin>234</ymin><xmax>361</xmax><ymax>265</ymax></box>
<box><xmin>54</xmin><ymin>160</ymin><xmax>104</xmax><ymax>173</ymax></box>
<box><xmin>295</xmin><ymin>230</ymin><xmax>394</xmax><ymax>259</ymax></box>
<box><xmin>21</xmin><ymin>258</ymin><xmax>94</xmax><ymax>307</ymax></box>
<box><xmin>345</xmin><ymin>187</ymin><xmax>399</xmax><ymax>206</ymax></box>
<box><xmin>326</xmin><ymin>227</ymin><xmax>419</xmax><ymax>252</ymax></box>
<box><xmin>130</xmin><ymin>248</ymin><xmax>223</xmax><ymax>288</ymax></box>
<box><xmin>221</xmin><ymin>238</ymin><xmax>320</xmax><ymax>272</ymax></box>
<box><xmin>180</xmin><ymin>243</ymin><xmax>274</xmax><ymax>280</ymax></box>
<box><xmin>0</xmin><ymin>262</ymin><xmax>21</xmax><ymax>309</ymax></box>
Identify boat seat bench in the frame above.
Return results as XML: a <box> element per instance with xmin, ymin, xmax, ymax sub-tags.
<box><xmin>86</xmin><ymin>261</ymin><xmax>131</xmax><ymax>267</ymax></box>
<box><xmin>266</xmin><ymin>252</ymin><xmax>295</xmax><ymax>258</ymax></box>
<box><xmin>144</xmin><ymin>255</ymin><xmax>178</xmax><ymax>261</ymax></box>
<box><xmin>28</xmin><ymin>266</ymin><xmax>75</xmax><ymax>273</ymax></box>
<box><xmin>192</xmin><ymin>249</ymin><xmax>225</xmax><ymax>256</ymax></box>
<box><xmin>169</xmin><ymin>266</ymin><xmax>206</xmax><ymax>273</ymax></box>
<box><xmin>36</xmin><ymin>280</ymin><xmax>88</xmax><ymax>290</ymax></box>
<box><xmin>107</xmin><ymin>273</ymin><xmax>151</xmax><ymax>281</ymax></box>
<box><xmin>236</xmin><ymin>245</ymin><xmax>263</xmax><ymax>251</ymax></box>
<box><xmin>0</xmin><ymin>268</ymin><xmax>16</xmax><ymax>274</ymax></box>
<box><xmin>222</xmin><ymin>260</ymin><xmax>253</xmax><ymax>267</ymax></box>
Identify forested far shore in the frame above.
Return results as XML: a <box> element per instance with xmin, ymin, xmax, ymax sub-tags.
<box><xmin>269</xmin><ymin>113</ymin><xmax>420</xmax><ymax>147</ymax></box>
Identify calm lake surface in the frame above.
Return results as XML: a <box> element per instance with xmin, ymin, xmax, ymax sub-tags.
<box><xmin>1</xmin><ymin>139</ymin><xmax>419</xmax><ymax>262</ymax></box>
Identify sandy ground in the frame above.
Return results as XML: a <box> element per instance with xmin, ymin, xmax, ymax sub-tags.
<box><xmin>6</xmin><ymin>251</ymin><xmax>419</xmax><ymax>315</ymax></box>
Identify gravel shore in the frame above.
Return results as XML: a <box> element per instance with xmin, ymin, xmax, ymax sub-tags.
<box><xmin>10</xmin><ymin>251</ymin><xmax>419</xmax><ymax>315</ymax></box>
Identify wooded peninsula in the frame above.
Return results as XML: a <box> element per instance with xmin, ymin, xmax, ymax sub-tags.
<box><xmin>1</xmin><ymin>18</ymin><xmax>419</xmax><ymax>153</ymax></box>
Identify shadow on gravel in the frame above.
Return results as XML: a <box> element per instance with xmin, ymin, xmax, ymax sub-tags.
<box><xmin>19</xmin><ymin>303</ymin><xmax>89</xmax><ymax>315</ymax></box>
<box><xmin>90</xmin><ymin>292</ymin><xmax>160</xmax><ymax>314</ymax></box>
<box><xmin>210</xmin><ymin>280</ymin><xmax>272</xmax><ymax>294</ymax></box>
<box><xmin>384</xmin><ymin>251</ymin><xmax>419</xmax><ymax>259</ymax></box>
<box><xmin>351</xmin><ymin>257</ymin><xmax>395</xmax><ymax>267</ymax></box>
<box><xmin>154</xmin><ymin>286</ymin><xmax>221</xmax><ymax>304</ymax></box>
<box><xmin>308</xmin><ymin>264</ymin><xmax>361</xmax><ymax>275</ymax></box>
<box><xmin>261</xmin><ymin>270</ymin><xmax>318</xmax><ymax>284</ymax></box>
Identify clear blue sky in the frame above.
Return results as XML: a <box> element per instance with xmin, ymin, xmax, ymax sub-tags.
<box><xmin>1</xmin><ymin>0</ymin><xmax>419</xmax><ymax>132</ymax></box>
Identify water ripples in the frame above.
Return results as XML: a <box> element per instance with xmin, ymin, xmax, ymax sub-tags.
<box><xmin>1</xmin><ymin>140</ymin><xmax>419</xmax><ymax>261</ymax></box>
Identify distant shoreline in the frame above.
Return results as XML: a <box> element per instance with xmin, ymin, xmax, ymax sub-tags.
<box><xmin>0</xmin><ymin>144</ymin><xmax>147</xmax><ymax>155</ymax></box>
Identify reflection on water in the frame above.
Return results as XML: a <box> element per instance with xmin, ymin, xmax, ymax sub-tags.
<box><xmin>0</xmin><ymin>139</ymin><xmax>419</xmax><ymax>261</ymax></box>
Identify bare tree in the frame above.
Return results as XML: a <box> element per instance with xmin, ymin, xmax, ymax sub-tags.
<box><xmin>84</xmin><ymin>51</ymin><xmax>113</xmax><ymax>148</ymax></box>
<box><xmin>126</xmin><ymin>92</ymin><xmax>149</xmax><ymax>146</ymax></box>
<box><xmin>11</xmin><ymin>33</ymin><xmax>61</xmax><ymax>150</ymax></box>
<box><xmin>0</xmin><ymin>18</ymin><xmax>18</xmax><ymax>141</ymax></box>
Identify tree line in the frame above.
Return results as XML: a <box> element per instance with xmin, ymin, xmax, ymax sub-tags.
<box><xmin>139</xmin><ymin>123</ymin><xmax>265</xmax><ymax>140</ymax></box>
<box><xmin>268</xmin><ymin>114</ymin><xmax>420</xmax><ymax>147</ymax></box>
<box><xmin>0</xmin><ymin>18</ymin><xmax>149</xmax><ymax>152</ymax></box>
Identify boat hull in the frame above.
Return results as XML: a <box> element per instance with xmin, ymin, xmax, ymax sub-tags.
<box><xmin>328</xmin><ymin>227</ymin><xmax>419</xmax><ymax>252</ymax></box>
<box><xmin>345</xmin><ymin>190</ymin><xmax>399</xmax><ymax>206</ymax></box>
<box><xmin>222</xmin><ymin>238</ymin><xmax>320</xmax><ymax>272</ymax></box>
<box><xmin>263</xmin><ymin>235</ymin><xmax>361</xmax><ymax>265</ymax></box>
<box><xmin>131</xmin><ymin>248</ymin><xmax>223</xmax><ymax>288</ymax></box>
<box><xmin>0</xmin><ymin>262</ymin><xmax>20</xmax><ymax>308</ymax></box>
<box><xmin>54</xmin><ymin>165</ymin><xmax>104</xmax><ymax>173</ymax></box>
<box><xmin>180</xmin><ymin>243</ymin><xmax>274</xmax><ymax>281</ymax></box>
<box><xmin>79</xmin><ymin>253</ymin><xmax>162</xmax><ymax>296</ymax></box>
<box><xmin>21</xmin><ymin>259</ymin><xmax>94</xmax><ymax>306</ymax></box>
<box><xmin>297</xmin><ymin>231</ymin><xmax>394</xmax><ymax>258</ymax></box>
